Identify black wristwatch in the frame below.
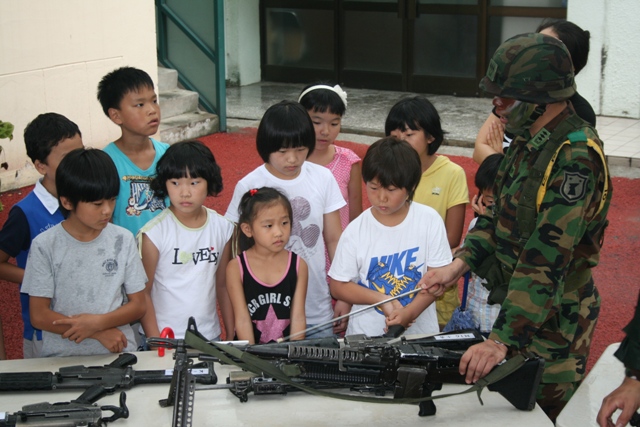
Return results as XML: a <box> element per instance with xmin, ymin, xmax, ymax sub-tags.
<box><xmin>625</xmin><ymin>368</ymin><xmax>640</xmax><ymax>381</ymax></box>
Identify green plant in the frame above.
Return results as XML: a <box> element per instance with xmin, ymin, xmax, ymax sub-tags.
<box><xmin>0</xmin><ymin>120</ymin><xmax>14</xmax><ymax>211</ymax></box>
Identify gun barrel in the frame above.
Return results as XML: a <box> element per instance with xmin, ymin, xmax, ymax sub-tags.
<box><xmin>0</xmin><ymin>372</ymin><xmax>55</xmax><ymax>392</ymax></box>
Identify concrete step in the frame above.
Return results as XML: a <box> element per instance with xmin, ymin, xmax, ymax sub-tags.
<box><xmin>159</xmin><ymin>111</ymin><xmax>220</xmax><ymax>145</ymax></box>
<box><xmin>159</xmin><ymin>88</ymin><xmax>199</xmax><ymax>119</ymax></box>
<box><xmin>158</xmin><ymin>67</ymin><xmax>178</xmax><ymax>92</ymax></box>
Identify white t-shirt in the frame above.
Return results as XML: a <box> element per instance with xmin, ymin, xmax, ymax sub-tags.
<box><xmin>329</xmin><ymin>203</ymin><xmax>452</xmax><ymax>336</ymax></box>
<box><xmin>139</xmin><ymin>208</ymin><xmax>234</xmax><ymax>339</ymax></box>
<box><xmin>225</xmin><ymin>162</ymin><xmax>346</xmax><ymax>324</ymax></box>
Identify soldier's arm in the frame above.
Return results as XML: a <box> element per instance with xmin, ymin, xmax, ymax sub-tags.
<box><xmin>491</xmin><ymin>142</ymin><xmax>608</xmax><ymax>348</ymax></box>
<box><xmin>455</xmin><ymin>213</ymin><xmax>497</xmax><ymax>270</ymax></box>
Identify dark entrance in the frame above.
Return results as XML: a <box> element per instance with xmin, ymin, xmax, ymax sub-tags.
<box><xmin>261</xmin><ymin>0</ymin><xmax>566</xmax><ymax>96</ymax></box>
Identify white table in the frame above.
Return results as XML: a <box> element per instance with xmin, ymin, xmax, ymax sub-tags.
<box><xmin>557</xmin><ymin>343</ymin><xmax>628</xmax><ymax>427</ymax></box>
<box><xmin>0</xmin><ymin>351</ymin><xmax>553</xmax><ymax>426</ymax></box>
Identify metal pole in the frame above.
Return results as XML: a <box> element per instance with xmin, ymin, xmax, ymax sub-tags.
<box><xmin>277</xmin><ymin>287</ymin><xmax>422</xmax><ymax>343</ymax></box>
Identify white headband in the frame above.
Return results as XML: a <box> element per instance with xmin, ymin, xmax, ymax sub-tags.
<box><xmin>298</xmin><ymin>84</ymin><xmax>348</xmax><ymax>108</ymax></box>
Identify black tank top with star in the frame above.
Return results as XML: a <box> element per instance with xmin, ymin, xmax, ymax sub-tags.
<box><xmin>239</xmin><ymin>251</ymin><xmax>298</xmax><ymax>344</ymax></box>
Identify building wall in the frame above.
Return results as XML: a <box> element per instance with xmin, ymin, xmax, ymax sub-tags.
<box><xmin>569</xmin><ymin>0</ymin><xmax>640</xmax><ymax>118</ymax></box>
<box><xmin>0</xmin><ymin>0</ymin><xmax>158</xmax><ymax>191</ymax></box>
<box><xmin>224</xmin><ymin>0</ymin><xmax>260</xmax><ymax>87</ymax></box>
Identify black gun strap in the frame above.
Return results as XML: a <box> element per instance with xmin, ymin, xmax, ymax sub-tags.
<box><xmin>185</xmin><ymin>330</ymin><xmax>526</xmax><ymax>406</ymax></box>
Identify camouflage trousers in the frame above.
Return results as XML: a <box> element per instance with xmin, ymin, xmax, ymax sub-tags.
<box><xmin>529</xmin><ymin>278</ymin><xmax>600</xmax><ymax>422</ymax></box>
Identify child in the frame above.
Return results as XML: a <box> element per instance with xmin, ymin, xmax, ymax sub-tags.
<box><xmin>465</xmin><ymin>153</ymin><xmax>503</xmax><ymax>337</ymax></box>
<box><xmin>298</xmin><ymin>83</ymin><xmax>362</xmax><ymax>229</ymax></box>
<box><xmin>329</xmin><ymin>137</ymin><xmax>452</xmax><ymax>336</ymax></box>
<box><xmin>98</xmin><ymin>66</ymin><xmax>169</xmax><ymax>237</ymax></box>
<box><xmin>227</xmin><ymin>187</ymin><xmax>308</xmax><ymax>344</ymax></box>
<box><xmin>138</xmin><ymin>141</ymin><xmax>235</xmax><ymax>341</ymax></box>
<box><xmin>21</xmin><ymin>148</ymin><xmax>147</xmax><ymax>357</ymax></box>
<box><xmin>299</xmin><ymin>83</ymin><xmax>361</xmax><ymax>334</ymax></box>
<box><xmin>0</xmin><ymin>113</ymin><xmax>84</xmax><ymax>358</ymax></box>
<box><xmin>225</xmin><ymin>101</ymin><xmax>346</xmax><ymax>338</ymax></box>
<box><xmin>385</xmin><ymin>96</ymin><xmax>469</xmax><ymax>329</ymax></box>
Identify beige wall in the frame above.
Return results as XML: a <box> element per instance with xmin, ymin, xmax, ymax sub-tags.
<box><xmin>0</xmin><ymin>0</ymin><xmax>158</xmax><ymax>192</ymax></box>
<box><xmin>569</xmin><ymin>0</ymin><xmax>640</xmax><ymax>119</ymax></box>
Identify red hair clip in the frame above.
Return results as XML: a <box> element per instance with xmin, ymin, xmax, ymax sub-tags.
<box><xmin>249</xmin><ymin>188</ymin><xmax>258</xmax><ymax>196</ymax></box>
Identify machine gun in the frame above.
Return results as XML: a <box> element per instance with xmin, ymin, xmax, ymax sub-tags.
<box><xmin>0</xmin><ymin>352</ymin><xmax>217</xmax><ymax>403</ymax></box>
<box><xmin>0</xmin><ymin>391</ymin><xmax>128</xmax><ymax>427</ymax></box>
<box><xmin>154</xmin><ymin>318</ymin><xmax>545</xmax><ymax>421</ymax></box>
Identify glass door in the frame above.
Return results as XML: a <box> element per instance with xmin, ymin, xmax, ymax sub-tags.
<box><xmin>260</xmin><ymin>0</ymin><xmax>566</xmax><ymax>96</ymax></box>
<box><xmin>340</xmin><ymin>0</ymin><xmax>405</xmax><ymax>90</ymax></box>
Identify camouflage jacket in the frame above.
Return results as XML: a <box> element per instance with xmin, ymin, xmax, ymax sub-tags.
<box><xmin>457</xmin><ymin>106</ymin><xmax>612</xmax><ymax>351</ymax></box>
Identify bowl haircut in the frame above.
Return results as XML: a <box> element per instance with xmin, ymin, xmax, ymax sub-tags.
<box><xmin>362</xmin><ymin>137</ymin><xmax>422</xmax><ymax>202</ymax></box>
<box><xmin>256</xmin><ymin>101</ymin><xmax>316</xmax><ymax>163</ymax></box>
<box><xmin>384</xmin><ymin>96</ymin><xmax>445</xmax><ymax>156</ymax></box>
<box><xmin>150</xmin><ymin>140</ymin><xmax>223</xmax><ymax>199</ymax></box>
<box><xmin>56</xmin><ymin>148</ymin><xmax>119</xmax><ymax>217</ymax></box>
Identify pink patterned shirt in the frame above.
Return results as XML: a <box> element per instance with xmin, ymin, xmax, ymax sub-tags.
<box><xmin>324</xmin><ymin>145</ymin><xmax>361</xmax><ymax>285</ymax></box>
<box><xmin>325</xmin><ymin>145</ymin><xmax>361</xmax><ymax>229</ymax></box>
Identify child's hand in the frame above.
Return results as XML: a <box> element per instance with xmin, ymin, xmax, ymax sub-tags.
<box><xmin>471</xmin><ymin>194</ymin><xmax>487</xmax><ymax>216</ymax></box>
<box><xmin>55</xmin><ymin>314</ymin><xmax>103</xmax><ymax>343</ymax></box>
<box><xmin>484</xmin><ymin>121</ymin><xmax>505</xmax><ymax>154</ymax></box>
<box><xmin>379</xmin><ymin>299</ymin><xmax>403</xmax><ymax>318</ymax></box>
<box><xmin>333</xmin><ymin>300</ymin><xmax>352</xmax><ymax>334</ymax></box>
<box><xmin>385</xmin><ymin>306</ymin><xmax>414</xmax><ymax>329</ymax></box>
<box><xmin>93</xmin><ymin>328</ymin><xmax>128</xmax><ymax>353</ymax></box>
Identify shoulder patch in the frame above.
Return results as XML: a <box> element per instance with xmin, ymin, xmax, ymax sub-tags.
<box><xmin>560</xmin><ymin>171</ymin><xmax>588</xmax><ymax>203</ymax></box>
<box><xmin>567</xmin><ymin>130</ymin><xmax>587</xmax><ymax>143</ymax></box>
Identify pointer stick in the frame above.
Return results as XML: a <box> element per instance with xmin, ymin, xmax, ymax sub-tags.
<box><xmin>277</xmin><ymin>287</ymin><xmax>422</xmax><ymax>343</ymax></box>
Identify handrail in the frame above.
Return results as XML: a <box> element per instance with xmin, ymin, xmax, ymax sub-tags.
<box><xmin>156</xmin><ymin>0</ymin><xmax>226</xmax><ymax>130</ymax></box>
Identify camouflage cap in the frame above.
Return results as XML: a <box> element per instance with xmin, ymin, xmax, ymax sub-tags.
<box><xmin>480</xmin><ymin>33</ymin><xmax>576</xmax><ymax>104</ymax></box>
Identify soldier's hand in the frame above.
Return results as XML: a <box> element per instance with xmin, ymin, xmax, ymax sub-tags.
<box><xmin>597</xmin><ymin>376</ymin><xmax>640</xmax><ymax>427</ymax></box>
<box><xmin>459</xmin><ymin>339</ymin><xmax>508</xmax><ymax>385</ymax></box>
<box><xmin>419</xmin><ymin>259</ymin><xmax>468</xmax><ymax>297</ymax></box>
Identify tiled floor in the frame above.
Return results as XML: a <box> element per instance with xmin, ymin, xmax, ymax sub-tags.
<box><xmin>226</xmin><ymin>82</ymin><xmax>640</xmax><ymax>168</ymax></box>
<box><xmin>596</xmin><ymin>116</ymin><xmax>640</xmax><ymax>167</ymax></box>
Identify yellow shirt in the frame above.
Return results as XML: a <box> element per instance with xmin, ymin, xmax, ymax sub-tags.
<box><xmin>414</xmin><ymin>155</ymin><xmax>469</xmax><ymax>327</ymax></box>
<box><xmin>414</xmin><ymin>155</ymin><xmax>469</xmax><ymax>220</ymax></box>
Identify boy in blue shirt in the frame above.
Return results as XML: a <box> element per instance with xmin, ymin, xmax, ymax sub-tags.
<box><xmin>0</xmin><ymin>113</ymin><xmax>84</xmax><ymax>358</ymax></box>
<box><xmin>97</xmin><ymin>67</ymin><xmax>169</xmax><ymax>237</ymax></box>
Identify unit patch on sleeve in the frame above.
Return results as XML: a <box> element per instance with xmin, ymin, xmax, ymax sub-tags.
<box><xmin>560</xmin><ymin>171</ymin><xmax>588</xmax><ymax>203</ymax></box>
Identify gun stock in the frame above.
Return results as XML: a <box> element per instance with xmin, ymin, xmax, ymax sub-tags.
<box><xmin>0</xmin><ymin>391</ymin><xmax>128</xmax><ymax>427</ymax></box>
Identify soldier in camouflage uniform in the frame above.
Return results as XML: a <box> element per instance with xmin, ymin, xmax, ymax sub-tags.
<box><xmin>420</xmin><ymin>33</ymin><xmax>612</xmax><ymax>422</ymax></box>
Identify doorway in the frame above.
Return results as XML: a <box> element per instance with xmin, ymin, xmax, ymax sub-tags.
<box><xmin>261</xmin><ymin>0</ymin><xmax>566</xmax><ymax>96</ymax></box>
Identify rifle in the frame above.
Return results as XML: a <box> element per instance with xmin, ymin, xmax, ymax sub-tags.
<box><xmin>0</xmin><ymin>391</ymin><xmax>128</xmax><ymax>426</ymax></box>
<box><xmin>0</xmin><ymin>352</ymin><xmax>217</xmax><ymax>403</ymax></box>
<box><xmin>154</xmin><ymin>318</ymin><xmax>545</xmax><ymax>420</ymax></box>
